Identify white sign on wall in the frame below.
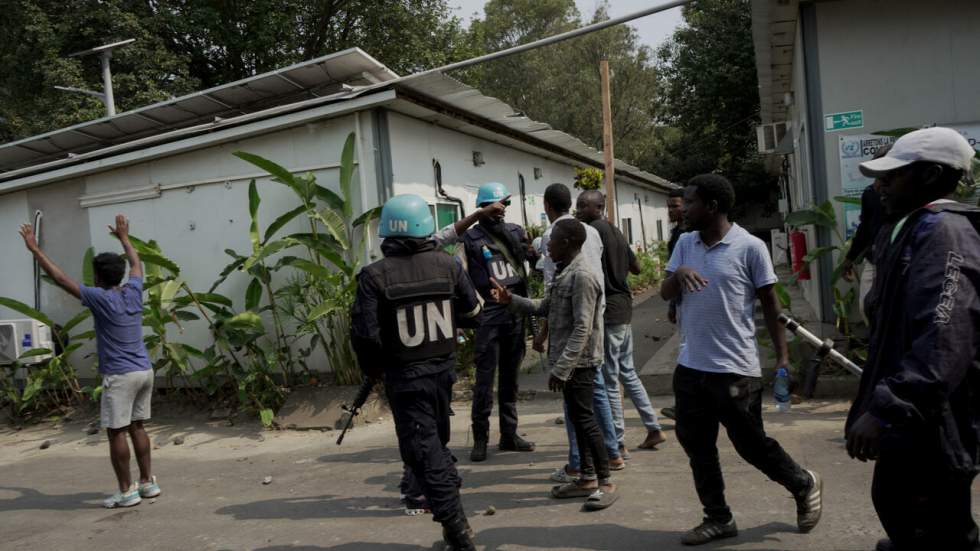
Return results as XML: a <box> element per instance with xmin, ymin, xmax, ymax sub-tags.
<box><xmin>838</xmin><ymin>134</ymin><xmax>897</xmax><ymax>196</ymax></box>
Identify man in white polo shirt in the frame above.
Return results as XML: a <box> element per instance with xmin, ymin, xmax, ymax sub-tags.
<box><xmin>660</xmin><ymin>174</ymin><xmax>822</xmax><ymax>546</ymax></box>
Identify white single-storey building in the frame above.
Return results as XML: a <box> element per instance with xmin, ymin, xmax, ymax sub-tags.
<box><xmin>0</xmin><ymin>48</ymin><xmax>676</xmax><ymax>373</ymax></box>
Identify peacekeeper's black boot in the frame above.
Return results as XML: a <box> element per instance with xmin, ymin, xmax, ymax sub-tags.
<box><xmin>470</xmin><ymin>437</ymin><xmax>488</xmax><ymax>462</ymax></box>
<box><xmin>441</xmin><ymin>514</ymin><xmax>476</xmax><ymax>551</ymax></box>
<box><xmin>498</xmin><ymin>433</ymin><xmax>535</xmax><ymax>452</ymax></box>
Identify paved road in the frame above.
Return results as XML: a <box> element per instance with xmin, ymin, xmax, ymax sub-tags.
<box><xmin>3</xmin><ymin>398</ymin><xmax>974</xmax><ymax>550</ymax></box>
<box><xmin>628</xmin><ymin>292</ymin><xmax>676</xmax><ymax>371</ymax></box>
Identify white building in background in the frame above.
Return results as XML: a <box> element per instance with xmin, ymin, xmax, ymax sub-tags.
<box><xmin>751</xmin><ymin>0</ymin><xmax>980</xmax><ymax>321</ymax></box>
<box><xmin>0</xmin><ymin>48</ymin><xmax>676</xmax><ymax>375</ymax></box>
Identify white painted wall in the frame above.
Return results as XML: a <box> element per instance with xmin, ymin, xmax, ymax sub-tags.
<box><xmin>386</xmin><ymin>112</ymin><xmax>670</xmax><ymax>245</ymax></box>
<box><xmin>779</xmin><ymin>0</ymin><xmax>980</xmax><ymax>318</ymax></box>
<box><xmin>814</xmin><ymin>0</ymin><xmax>980</xmax><ymax>235</ymax></box>
<box><xmin>0</xmin><ymin>192</ymin><xmax>33</xmax><ymax>319</ymax></box>
<box><xmin>613</xmin><ymin>181</ymin><xmax>670</xmax><ymax>248</ymax></box>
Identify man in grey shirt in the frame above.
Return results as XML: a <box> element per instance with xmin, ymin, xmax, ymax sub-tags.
<box><xmin>661</xmin><ymin>175</ymin><xmax>821</xmax><ymax>545</ymax></box>
<box><xmin>493</xmin><ymin>219</ymin><xmax>618</xmax><ymax>510</ymax></box>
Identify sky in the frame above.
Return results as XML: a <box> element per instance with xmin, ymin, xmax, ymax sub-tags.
<box><xmin>448</xmin><ymin>0</ymin><xmax>686</xmax><ymax>52</ymax></box>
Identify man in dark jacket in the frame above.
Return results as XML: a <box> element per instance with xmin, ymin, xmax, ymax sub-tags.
<box><xmin>845</xmin><ymin>127</ymin><xmax>979</xmax><ymax>551</ymax></box>
<box><xmin>842</xmin><ymin>144</ymin><xmax>891</xmax><ymax>321</ymax></box>
<box><xmin>351</xmin><ymin>194</ymin><xmax>483</xmax><ymax>550</ymax></box>
<box><xmin>461</xmin><ymin>182</ymin><xmax>536</xmax><ymax>462</ymax></box>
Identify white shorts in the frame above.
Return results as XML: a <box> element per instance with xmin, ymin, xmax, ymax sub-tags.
<box><xmin>101</xmin><ymin>369</ymin><xmax>154</xmax><ymax>430</ymax></box>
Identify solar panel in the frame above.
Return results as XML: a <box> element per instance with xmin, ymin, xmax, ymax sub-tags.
<box><xmin>0</xmin><ymin>48</ymin><xmax>398</xmax><ymax>174</ymax></box>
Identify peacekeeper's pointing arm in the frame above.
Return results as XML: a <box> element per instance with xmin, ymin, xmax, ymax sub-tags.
<box><xmin>429</xmin><ymin>198</ymin><xmax>509</xmax><ymax>248</ymax></box>
<box><xmin>350</xmin><ymin>270</ymin><xmax>385</xmax><ymax>380</ymax></box>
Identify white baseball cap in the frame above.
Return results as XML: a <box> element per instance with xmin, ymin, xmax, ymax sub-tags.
<box><xmin>859</xmin><ymin>127</ymin><xmax>976</xmax><ymax>181</ymax></box>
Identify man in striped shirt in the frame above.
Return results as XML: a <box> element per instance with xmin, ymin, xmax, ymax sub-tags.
<box><xmin>661</xmin><ymin>174</ymin><xmax>822</xmax><ymax>545</ymax></box>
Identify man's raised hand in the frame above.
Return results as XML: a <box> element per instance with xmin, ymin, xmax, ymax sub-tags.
<box><xmin>489</xmin><ymin>277</ymin><xmax>511</xmax><ymax>304</ymax></box>
<box><xmin>108</xmin><ymin>214</ymin><xmax>130</xmax><ymax>240</ymax></box>
<box><xmin>18</xmin><ymin>224</ymin><xmax>39</xmax><ymax>252</ymax></box>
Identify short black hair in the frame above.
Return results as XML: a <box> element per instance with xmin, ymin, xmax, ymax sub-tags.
<box><xmin>552</xmin><ymin>218</ymin><xmax>585</xmax><ymax>249</ymax></box>
<box><xmin>577</xmin><ymin>189</ymin><xmax>604</xmax><ymax>207</ymax></box>
<box><xmin>93</xmin><ymin>252</ymin><xmax>126</xmax><ymax>287</ymax></box>
<box><xmin>688</xmin><ymin>174</ymin><xmax>736</xmax><ymax>214</ymax></box>
<box><xmin>544</xmin><ymin>183</ymin><xmax>572</xmax><ymax>212</ymax></box>
<box><xmin>668</xmin><ymin>188</ymin><xmax>685</xmax><ymax>199</ymax></box>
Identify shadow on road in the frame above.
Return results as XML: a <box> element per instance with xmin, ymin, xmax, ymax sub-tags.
<box><xmin>250</xmin><ymin>521</ymin><xmax>800</xmax><ymax>551</ymax></box>
<box><xmin>0</xmin><ymin>486</ymin><xmax>103</xmax><ymax>511</ymax></box>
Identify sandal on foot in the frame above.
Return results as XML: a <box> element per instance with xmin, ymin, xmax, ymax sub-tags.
<box><xmin>550</xmin><ymin>482</ymin><xmax>596</xmax><ymax>499</ymax></box>
<box><xmin>583</xmin><ymin>488</ymin><xmax>619</xmax><ymax>511</ymax></box>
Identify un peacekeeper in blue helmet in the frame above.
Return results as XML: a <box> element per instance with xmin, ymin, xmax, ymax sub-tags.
<box><xmin>460</xmin><ymin>182</ymin><xmax>538</xmax><ymax>462</ymax></box>
<box><xmin>351</xmin><ymin>193</ymin><xmax>482</xmax><ymax>550</ymax></box>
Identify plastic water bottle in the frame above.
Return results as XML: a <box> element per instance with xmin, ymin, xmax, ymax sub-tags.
<box><xmin>774</xmin><ymin>367</ymin><xmax>791</xmax><ymax>412</ymax></box>
<box><xmin>481</xmin><ymin>245</ymin><xmax>492</xmax><ymax>260</ymax></box>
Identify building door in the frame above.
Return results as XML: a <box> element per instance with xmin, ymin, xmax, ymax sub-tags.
<box><xmin>621</xmin><ymin>218</ymin><xmax>633</xmax><ymax>245</ymax></box>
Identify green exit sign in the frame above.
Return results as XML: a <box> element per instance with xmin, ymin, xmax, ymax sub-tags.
<box><xmin>825</xmin><ymin>110</ymin><xmax>864</xmax><ymax>132</ymax></box>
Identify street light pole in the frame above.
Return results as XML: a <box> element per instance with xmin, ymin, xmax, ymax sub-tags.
<box><xmin>55</xmin><ymin>38</ymin><xmax>135</xmax><ymax>117</ymax></box>
<box><xmin>100</xmin><ymin>50</ymin><xmax>117</xmax><ymax>116</ymax></box>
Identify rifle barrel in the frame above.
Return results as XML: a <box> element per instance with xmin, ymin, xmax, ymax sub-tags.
<box><xmin>778</xmin><ymin>314</ymin><xmax>863</xmax><ymax>376</ymax></box>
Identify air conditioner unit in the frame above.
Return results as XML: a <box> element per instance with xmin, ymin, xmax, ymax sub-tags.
<box><xmin>0</xmin><ymin>319</ymin><xmax>55</xmax><ymax>366</ymax></box>
<box><xmin>757</xmin><ymin>121</ymin><xmax>790</xmax><ymax>154</ymax></box>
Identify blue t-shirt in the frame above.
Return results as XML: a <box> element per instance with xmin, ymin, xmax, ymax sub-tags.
<box><xmin>80</xmin><ymin>276</ymin><xmax>152</xmax><ymax>375</ymax></box>
<box><xmin>666</xmin><ymin>224</ymin><xmax>777</xmax><ymax>377</ymax></box>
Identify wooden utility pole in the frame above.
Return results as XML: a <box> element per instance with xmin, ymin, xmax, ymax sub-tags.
<box><xmin>600</xmin><ymin>60</ymin><xmax>617</xmax><ymax>225</ymax></box>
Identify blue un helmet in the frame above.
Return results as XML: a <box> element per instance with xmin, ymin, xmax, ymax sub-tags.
<box><xmin>475</xmin><ymin>182</ymin><xmax>510</xmax><ymax>207</ymax></box>
<box><xmin>378</xmin><ymin>194</ymin><xmax>434</xmax><ymax>238</ymax></box>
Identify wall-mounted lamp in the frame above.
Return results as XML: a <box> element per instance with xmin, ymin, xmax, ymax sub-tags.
<box><xmin>472</xmin><ymin>151</ymin><xmax>485</xmax><ymax>166</ymax></box>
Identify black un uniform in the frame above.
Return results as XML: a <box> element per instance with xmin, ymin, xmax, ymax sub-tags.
<box><xmin>351</xmin><ymin>237</ymin><xmax>481</xmax><ymax>539</ymax></box>
<box><xmin>461</xmin><ymin>221</ymin><xmax>531</xmax><ymax>450</ymax></box>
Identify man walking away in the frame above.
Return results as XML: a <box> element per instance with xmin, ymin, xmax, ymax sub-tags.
<box><xmin>351</xmin><ymin>194</ymin><xmax>484</xmax><ymax>550</ymax></box>
<box><xmin>576</xmin><ymin>190</ymin><xmax>667</xmax><ymax>455</ymax></box>
<box><xmin>844</xmin><ymin>127</ymin><xmax>979</xmax><ymax>551</ymax></box>
<box><xmin>660</xmin><ymin>175</ymin><xmax>821</xmax><ymax>545</ymax></box>
<box><xmin>461</xmin><ymin>182</ymin><xmax>535</xmax><ymax>462</ymax></box>
<box><xmin>19</xmin><ymin>215</ymin><xmax>160</xmax><ymax>509</ymax></box>
<box><xmin>493</xmin><ymin>219</ymin><xmax>618</xmax><ymax>511</ymax></box>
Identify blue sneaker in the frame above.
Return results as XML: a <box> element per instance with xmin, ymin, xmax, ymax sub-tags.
<box><xmin>103</xmin><ymin>485</ymin><xmax>141</xmax><ymax>508</ymax></box>
<box><xmin>139</xmin><ymin>476</ymin><xmax>161</xmax><ymax>498</ymax></box>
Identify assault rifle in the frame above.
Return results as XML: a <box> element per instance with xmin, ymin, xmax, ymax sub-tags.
<box><xmin>336</xmin><ymin>378</ymin><xmax>377</xmax><ymax>446</ymax></box>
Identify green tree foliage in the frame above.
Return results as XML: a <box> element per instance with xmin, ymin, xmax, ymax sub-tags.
<box><xmin>0</xmin><ymin>0</ymin><xmax>472</xmax><ymax>140</ymax></box>
<box><xmin>462</xmin><ymin>0</ymin><xmax>662</xmax><ymax>171</ymax></box>
<box><xmin>0</xmin><ymin>0</ymin><xmax>198</xmax><ymax>141</ymax></box>
<box><xmin>653</xmin><ymin>0</ymin><xmax>776</xmax><ymax>204</ymax></box>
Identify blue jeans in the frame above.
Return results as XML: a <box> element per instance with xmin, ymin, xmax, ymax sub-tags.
<box><xmin>602</xmin><ymin>323</ymin><xmax>661</xmax><ymax>443</ymax></box>
<box><xmin>566</xmin><ymin>365</ymin><xmax>620</xmax><ymax>470</ymax></box>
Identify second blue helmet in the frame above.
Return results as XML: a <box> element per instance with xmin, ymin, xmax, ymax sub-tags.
<box><xmin>475</xmin><ymin>182</ymin><xmax>510</xmax><ymax>207</ymax></box>
<box><xmin>379</xmin><ymin>194</ymin><xmax>434</xmax><ymax>238</ymax></box>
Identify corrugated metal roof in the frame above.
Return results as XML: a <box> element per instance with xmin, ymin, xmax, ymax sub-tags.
<box><xmin>394</xmin><ymin>73</ymin><xmax>676</xmax><ymax>190</ymax></box>
<box><xmin>0</xmin><ymin>48</ymin><xmax>397</xmax><ymax>173</ymax></box>
<box><xmin>0</xmin><ymin>49</ymin><xmax>676</xmax><ymax>192</ymax></box>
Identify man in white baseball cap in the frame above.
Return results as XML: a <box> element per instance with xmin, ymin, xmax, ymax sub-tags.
<box><xmin>845</xmin><ymin>126</ymin><xmax>979</xmax><ymax>551</ymax></box>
